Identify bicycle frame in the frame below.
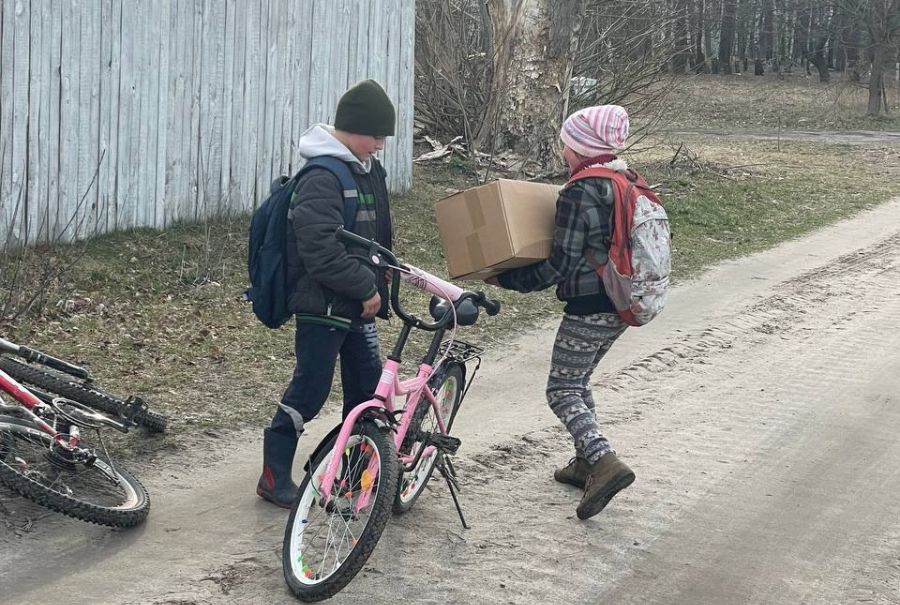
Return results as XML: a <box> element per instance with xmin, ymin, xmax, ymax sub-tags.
<box><xmin>0</xmin><ymin>368</ymin><xmax>82</xmax><ymax>450</ymax></box>
<box><xmin>315</xmin><ymin>263</ymin><xmax>467</xmax><ymax>510</ymax></box>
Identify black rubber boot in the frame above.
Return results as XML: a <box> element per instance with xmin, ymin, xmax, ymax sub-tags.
<box><xmin>256</xmin><ymin>428</ymin><xmax>299</xmax><ymax>509</ymax></box>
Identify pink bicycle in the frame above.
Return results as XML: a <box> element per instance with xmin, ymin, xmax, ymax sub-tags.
<box><xmin>282</xmin><ymin>228</ymin><xmax>501</xmax><ymax>601</ymax></box>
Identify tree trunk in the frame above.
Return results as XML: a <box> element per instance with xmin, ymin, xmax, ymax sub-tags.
<box><xmin>864</xmin><ymin>0</ymin><xmax>900</xmax><ymax>115</ymax></box>
<box><xmin>868</xmin><ymin>44</ymin><xmax>888</xmax><ymax>115</ymax></box>
<box><xmin>703</xmin><ymin>0</ymin><xmax>715</xmax><ymax>69</ymax></box>
<box><xmin>860</xmin><ymin>0</ymin><xmax>900</xmax><ymax>115</ymax></box>
<box><xmin>833</xmin><ymin>4</ymin><xmax>848</xmax><ymax>72</ymax></box>
<box><xmin>735</xmin><ymin>0</ymin><xmax>751</xmax><ymax>69</ymax></box>
<box><xmin>811</xmin><ymin>36</ymin><xmax>830</xmax><ymax>82</ymax></box>
<box><xmin>761</xmin><ymin>0</ymin><xmax>775</xmax><ymax>61</ymax></box>
<box><xmin>719</xmin><ymin>0</ymin><xmax>738</xmax><ymax>74</ymax></box>
<box><xmin>780</xmin><ymin>0</ymin><xmax>793</xmax><ymax>68</ymax></box>
<box><xmin>673</xmin><ymin>0</ymin><xmax>691</xmax><ymax>73</ymax></box>
<box><xmin>478</xmin><ymin>0</ymin><xmax>586</xmax><ymax>165</ymax></box>
<box><xmin>695</xmin><ymin>0</ymin><xmax>708</xmax><ymax>72</ymax></box>
<box><xmin>810</xmin><ymin>1</ymin><xmax>832</xmax><ymax>82</ymax></box>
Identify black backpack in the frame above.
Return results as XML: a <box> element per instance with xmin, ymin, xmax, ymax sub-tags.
<box><xmin>246</xmin><ymin>156</ymin><xmax>359</xmax><ymax>329</ymax></box>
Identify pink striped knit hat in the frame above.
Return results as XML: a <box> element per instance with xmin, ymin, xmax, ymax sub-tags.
<box><xmin>560</xmin><ymin>105</ymin><xmax>630</xmax><ymax>157</ymax></box>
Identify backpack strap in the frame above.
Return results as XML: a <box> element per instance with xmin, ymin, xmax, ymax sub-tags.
<box><xmin>297</xmin><ymin>156</ymin><xmax>361</xmax><ymax>229</ymax></box>
<box><xmin>566</xmin><ymin>165</ymin><xmax>653</xmax><ymax>275</ymax></box>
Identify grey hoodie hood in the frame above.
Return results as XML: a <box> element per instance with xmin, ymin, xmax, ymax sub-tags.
<box><xmin>297</xmin><ymin>124</ymin><xmax>372</xmax><ymax>174</ymax></box>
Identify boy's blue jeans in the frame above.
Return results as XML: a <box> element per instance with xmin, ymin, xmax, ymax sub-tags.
<box><xmin>270</xmin><ymin>320</ymin><xmax>382</xmax><ymax>438</ymax></box>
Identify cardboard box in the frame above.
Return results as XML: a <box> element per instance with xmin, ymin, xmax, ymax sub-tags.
<box><xmin>435</xmin><ymin>179</ymin><xmax>561</xmax><ymax>281</ymax></box>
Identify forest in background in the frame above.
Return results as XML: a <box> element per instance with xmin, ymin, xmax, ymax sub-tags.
<box><xmin>415</xmin><ymin>0</ymin><xmax>900</xmax><ymax>169</ymax></box>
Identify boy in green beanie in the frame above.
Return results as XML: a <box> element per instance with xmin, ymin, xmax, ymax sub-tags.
<box><xmin>257</xmin><ymin>80</ymin><xmax>397</xmax><ymax>508</ymax></box>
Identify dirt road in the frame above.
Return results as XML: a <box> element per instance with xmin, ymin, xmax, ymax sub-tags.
<box><xmin>3</xmin><ymin>197</ymin><xmax>900</xmax><ymax>605</ymax></box>
<box><xmin>665</xmin><ymin>127</ymin><xmax>900</xmax><ymax>146</ymax></box>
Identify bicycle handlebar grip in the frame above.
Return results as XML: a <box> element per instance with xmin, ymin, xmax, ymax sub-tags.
<box><xmin>477</xmin><ymin>293</ymin><xmax>502</xmax><ymax>316</ymax></box>
<box><xmin>19</xmin><ymin>346</ymin><xmax>92</xmax><ymax>381</ymax></box>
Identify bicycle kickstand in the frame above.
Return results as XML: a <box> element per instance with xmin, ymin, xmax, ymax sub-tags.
<box><xmin>436</xmin><ymin>453</ymin><xmax>469</xmax><ymax>530</ymax></box>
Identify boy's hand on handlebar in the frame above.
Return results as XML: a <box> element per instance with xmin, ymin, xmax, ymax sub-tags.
<box><xmin>361</xmin><ymin>292</ymin><xmax>382</xmax><ymax>319</ymax></box>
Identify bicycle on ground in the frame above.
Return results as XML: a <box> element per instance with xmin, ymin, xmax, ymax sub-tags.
<box><xmin>0</xmin><ymin>337</ymin><xmax>168</xmax><ymax>433</ymax></box>
<box><xmin>282</xmin><ymin>228</ymin><xmax>501</xmax><ymax>601</ymax></box>
<box><xmin>0</xmin><ymin>359</ymin><xmax>150</xmax><ymax>527</ymax></box>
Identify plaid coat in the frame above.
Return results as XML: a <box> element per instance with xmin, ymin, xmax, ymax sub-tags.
<box><xmin>497</xmin><ymin>175</ymin><xmax>615</xmax><ymax>303</ymax></box>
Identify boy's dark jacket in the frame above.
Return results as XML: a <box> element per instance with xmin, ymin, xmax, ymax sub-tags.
<box><xmin>285</xmin><ymin>125</ymin><xmax>393</xmax><ymax>329</ymax></box>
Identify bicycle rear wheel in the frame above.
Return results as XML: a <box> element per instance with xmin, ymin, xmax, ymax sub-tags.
<box><xmin>0</xmin><ymin>416</ymin><xmax>149</xmax><ymax>527</ymax></box>
<box><xmin>394</xmin><ymin>362</ymin><xmax>465</xmax><ymax>514</ymax></box>
<box><xmin>283</xmin><ymin>419</ymin><xmax>399</xmax><ymax>601</ymax></box>
<box><xmin>0</xmin><ymin>356</ymin><xmax>168</xmax><ymax>433</ymax></box>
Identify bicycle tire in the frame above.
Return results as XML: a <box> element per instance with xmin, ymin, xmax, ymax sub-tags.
<box><xmin>283</xmin><ymin>419</ymin><xmax>399</xmax><ymax>601</ymax></box>
<box><xmin>0</xmin><ymin>356</ymin><xmax>168</xmax><ymax>433</ymax></box>
<box><xmin>393</xmin><ymin>362</ymin><xmax>465</xmax><ymax>515</ymax></box>
<box><xmin>0</xmin><ymin>415</ymin><xmax>150</xmax><ymax>527</ymax></box>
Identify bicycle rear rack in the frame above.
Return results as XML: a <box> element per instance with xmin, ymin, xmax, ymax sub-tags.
<box><xmin>438</xmin><ymin>339</ymin><xmax>483</xmax><ymax>364</ymax></box>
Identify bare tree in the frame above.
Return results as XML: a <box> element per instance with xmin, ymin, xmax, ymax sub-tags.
<box><xmin>809</xmin><ymin>2</ymin><xmax>833</xmax><ymax>82</ymax></box>
<box><xmin>719</xmin><ymin>0</ymin><xmax>739</xmax><ymax>74</ymax></box>
<box><xmin>861</xmin><ymin>0</ymin><xmax>900</xmax><ymax>115</ymax></box>
<box><xmin>792</xmin><ymin>0</ymin><xmax>811</xmax><ymax>69</ymax></box>
<box><xmin>832</xmin><ymin>0</ymin><xmax>900</xmax><ymax>115</ymax></box>
<box><xmin>475</xmin><ymin>0</ymin><xmax>588</xmax><ymax>165</ymax></box>
<box><xmin>756</xmin><ymin>0</ymin><xmax>776</xmax><ymax>74</ymax></box>
<box><xmin>414</xmin><ymin>1</ymin><xmax>493</xmax><ymax>145</ymax></box>
<box><xmin>673</xmin><ymin>0</ymin><xmax>692</xmax><ymax>73</ymax></box>
<box><xmin>694</xmin><ymin>0</ymin><xmax>709</xmax><ymax>72</ymax></box>
<box><xmin>414</xmin><ymin>0</ymin><xmax>679</xmax><ymax>172</ymax></box>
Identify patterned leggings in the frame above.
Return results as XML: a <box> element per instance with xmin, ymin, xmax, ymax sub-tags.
<box><xmin>546</xmin><ymin>312</ymin><xmax>627</xmax><ymax>464</ymax></box>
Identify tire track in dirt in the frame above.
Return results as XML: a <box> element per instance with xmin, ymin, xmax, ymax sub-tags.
<box><xmin>603</xmin><ymin>232</ymin><xmax>900</xmax><ymax>397</ymax></box>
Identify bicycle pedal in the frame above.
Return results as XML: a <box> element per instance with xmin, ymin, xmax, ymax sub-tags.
<box><xmin>430</xmin><ymin>433</ymin><xmax>461</xmax><ymax>455</ymax></box>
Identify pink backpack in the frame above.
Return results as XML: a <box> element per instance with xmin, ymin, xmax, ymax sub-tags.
<box><xmin>569</xmin><ymin>166</ymin><xmax>671</xmax><ymax>326</ymax></box>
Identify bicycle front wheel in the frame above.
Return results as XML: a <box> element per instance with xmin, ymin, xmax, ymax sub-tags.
<box><xmin>0</xmin><ymin>416</ymin><xmax>150</xmax><ymax>527</ymax></box>
<box><xmin>394</xmin><ymin>362</ymin><xmax>465</xmax><ymax>514</ymax></box>
<box><xmin>283</xmin><ymin>419</ymin><xmax>399</xmax><ymax>601</ymax></box>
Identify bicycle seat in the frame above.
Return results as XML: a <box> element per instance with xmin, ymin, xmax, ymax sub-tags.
<box><xmin>429</xmin><ymin>296</ymin><xmax>479</xmax><ymax>327</ymax></box>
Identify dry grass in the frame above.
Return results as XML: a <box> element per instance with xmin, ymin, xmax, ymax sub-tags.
<box><xmin>664</xmin><ymin>72</ymin><xmax>900</xmax><ymax>131</ymax></box>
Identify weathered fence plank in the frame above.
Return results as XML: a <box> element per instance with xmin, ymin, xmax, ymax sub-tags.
<box><xmin>0</xmin><ymin>0</ymin><xmax>414</xmax><ymax>248</ymax></box>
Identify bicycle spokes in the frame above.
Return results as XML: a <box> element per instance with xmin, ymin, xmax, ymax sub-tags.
<box><xmin>290</xmin><ymin>433</ymin><xmax>383</xmax><ymax>584</ymax></box>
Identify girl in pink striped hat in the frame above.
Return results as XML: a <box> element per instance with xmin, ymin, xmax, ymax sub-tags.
<box><xmin>559</xmin><ymin>104</ymin><xmax>630</xmax><ymax>162</ymax></box>
<box><xmin>487</xmin><ymin>104</ymin><xmax>639</xmax><ymax>520</ymax></box>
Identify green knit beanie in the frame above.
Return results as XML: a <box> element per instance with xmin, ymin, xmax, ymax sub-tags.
<box><xmin>334</xmin><ymin>80</ymin><xmax>396</xmax><ymax>137</ymax></box>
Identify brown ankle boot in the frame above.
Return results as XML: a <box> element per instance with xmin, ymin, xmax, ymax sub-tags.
<box><xmin>553</xmin><ymin>457</ymin><xmax>590</xmax><ymax>489</ymax></box>
<box><xmin>576</xmin><ymin>453</ymin><xmax>635</xmax><ymax>520</ymax></box>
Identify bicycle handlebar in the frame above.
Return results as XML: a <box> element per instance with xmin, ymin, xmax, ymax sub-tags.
<box><xmin>335</xmin><ymin>227</ymin><xmax>401</xmax><ymax>269</ymax></box>
<box><xmin>0</xmin><ymin>337</ymin><xmax>92</xmax><ymax>381</ymax></box>
<box><xmin>334</xmin><ymin>228</ymin><xmax>501</xmax><ymax>330</ymax></box>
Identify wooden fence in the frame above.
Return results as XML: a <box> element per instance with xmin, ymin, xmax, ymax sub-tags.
<box><xmin>0</xmin><ymin>0</ymin><xmax>414</xmax><ymax>247</ymax></box>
